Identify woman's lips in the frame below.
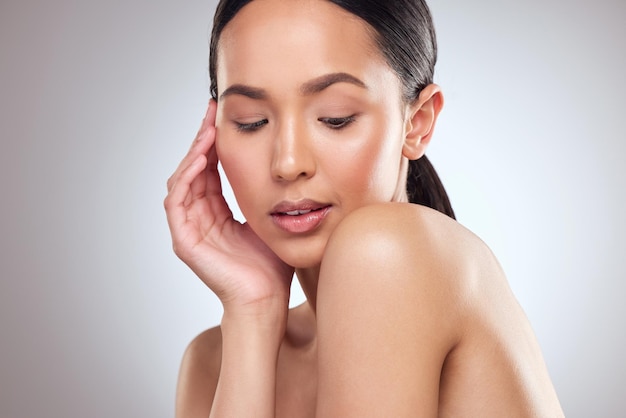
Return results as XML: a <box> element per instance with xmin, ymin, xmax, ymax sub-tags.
<box><xmin>270</xmin><ymin>200</ymin><xmax>332</xmax><ymax>234</ymax></box>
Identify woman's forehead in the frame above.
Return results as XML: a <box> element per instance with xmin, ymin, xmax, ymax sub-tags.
<box><xmin>216</xmin><ymin>0</ymin><xmax>391</xmax><ymax>96</ymax></box>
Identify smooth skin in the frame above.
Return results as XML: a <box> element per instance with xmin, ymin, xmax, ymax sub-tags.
<box><xmin>165</xmin><ymin>0</ymin><xmax>564</xmax><ymax>416</ymax></box>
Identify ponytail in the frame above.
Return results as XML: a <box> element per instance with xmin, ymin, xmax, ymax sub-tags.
<box><xmin>407</xmin><ymin>156</ymin><xmax>455</xmax><ymax>220</ymax></box>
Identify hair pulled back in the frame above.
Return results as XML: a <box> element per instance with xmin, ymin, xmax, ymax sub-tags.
<box><xmin>209</xmin><ymin>0</ymin><xmax>455</xmax><ymax>219</ymax></box>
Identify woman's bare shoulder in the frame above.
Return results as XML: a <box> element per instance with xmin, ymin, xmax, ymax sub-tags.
<box><xmin>175</xmin><ymin>326</ymin><xmax>222</xmax><ymax>417</ymax></box>
<box><xmin>319</xmin><ymin>201</ymin><xmax>489</xmax><ymax>316</ymax></box>
<box><xmin>316</xmin><ymin>202</ymin><xmax>563</xmax><ymax>416</ymax></box>
<box><xmin>315</xmin><ymin>202</ymin><xmax>484</xmax><ymax>415</ymax></box>
<box><xmin>330</xmin><ymin>202</ymin><xmax>485</xmax><ymax>248</ymax></box>
<box><xmin>322</xmin><ymin>202</ymin><xmax>497</xmax><ymax>287</ymax></box>
<box><xmin>319</xmin><ymin>201</ymin><xmax>523</xmax><ymax>347</ymax></box>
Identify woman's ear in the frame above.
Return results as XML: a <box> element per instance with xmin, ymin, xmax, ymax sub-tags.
<box><xmin>403</xmin><ymin>84</ymin><xmax>444</xmax><ymax>160</ymax></box>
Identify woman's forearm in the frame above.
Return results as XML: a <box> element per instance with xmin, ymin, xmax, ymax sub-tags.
<box><xmin>210</xmin><ymin>304</ymin><xmax>287</xmax><ymax>418</ymax></box>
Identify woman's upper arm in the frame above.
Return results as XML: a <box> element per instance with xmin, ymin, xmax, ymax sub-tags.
<box><xmin>315</xmin><ymin>204</ymin><xmax>465</xmax><ymax>417</ymax></box>
<box><xmin>175</xmin><ymin>328</ymin><xmax>221</xmax><ymax>418</ymax></box>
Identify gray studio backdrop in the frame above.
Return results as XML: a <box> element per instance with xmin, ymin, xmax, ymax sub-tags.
<box><xmin>1</xmin><ymin>0</ymin><xmax>624</xmax><ymax>416</ymax></box>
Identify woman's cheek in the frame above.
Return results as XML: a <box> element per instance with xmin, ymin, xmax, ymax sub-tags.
<box><xmin>340</xmin><ymin>124</ymin><xmax>401</xmax><ymax>198</ymax></box>
<box><xmin>218</xmin><ymin>136</ymin><xmax>272</xmax><ymax>225</ymax></box>
<box><xmin>355</xmin><ymin>141</ymin><xmax>403</xmax><ymax>201</ymax></box>
<box><xmin>216</xmin><ymin>136</ymin><xmax>250</xmax><ymax>199</ymax></box>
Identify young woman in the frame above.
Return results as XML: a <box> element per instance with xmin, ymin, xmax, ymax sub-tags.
<box><xmin>165</xmin><ymin>0</ymin><xmax>564</xmax><ymax>416</ymax></box>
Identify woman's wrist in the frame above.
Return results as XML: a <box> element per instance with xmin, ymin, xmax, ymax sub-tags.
<box><xmin>210</xmin><ymin>302</ymin><xmax>287</xmax><ymax>417</ymax></box>
<box><xmin>222</xmin><ymin>290</ymin><xmax>289</xmax><ymax>319</ymax></box>
<box><xmin>221</xmin><ymin>297</ymin><xmax>289</xmax><ymax>343</ymax></box>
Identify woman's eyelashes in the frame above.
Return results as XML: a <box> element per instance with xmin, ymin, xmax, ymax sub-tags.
<box><xmin>233</xmin><ymin>115</ymin><xmax>357</xmax><ymax>133</ymax></box>
<box><xmin>318</xmin><ymin>115</ymin><xmax>357</xmax><ymax>130</ymax></box>
<box><xmin>235</xmin><ymin>119</ymin><xmax>268</xmax><ymax>133</ymax></box>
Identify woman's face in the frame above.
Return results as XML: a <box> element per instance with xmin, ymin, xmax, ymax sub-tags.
<box><xmin>215</xmin><ymin>0</ymin><xmax>413</xmax><ymax>268</ymax></box>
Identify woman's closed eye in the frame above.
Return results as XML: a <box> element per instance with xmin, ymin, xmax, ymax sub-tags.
<box><xmin>235</xmin><ymin>119</ymin><xmax>269</xmax><ymax>133</ymax></box>
<box><xmin>234</xmin><ymin>115</ymin><xmax>357</xmax><ymax>133</ymax></box>
<box><xmin>318</xmin><ymin>115</ymin><xmax>357</xmax><ymax>130</ymax></box>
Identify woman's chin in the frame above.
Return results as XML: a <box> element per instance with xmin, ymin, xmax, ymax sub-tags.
<box><xmin>271</xmin><ymin>241</ymin><xmax>326</xmax><ymax>271</ymax></box>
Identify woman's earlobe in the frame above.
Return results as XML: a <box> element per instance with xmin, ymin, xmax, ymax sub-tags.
<box><xmin>402</xmin><ymin>85</ymin><xmax>444</xmax><ymax>160</ymax></box>
<box><xmin>402</xmin><ymin>136</ymin><xmax>427</xmax><ymax>160</ymax></box>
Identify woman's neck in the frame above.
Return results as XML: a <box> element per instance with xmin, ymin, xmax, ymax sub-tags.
<box><xmin>295</xmin><ymin>265</ymin><xmax>321</xmax><ymax>315</ymax></box>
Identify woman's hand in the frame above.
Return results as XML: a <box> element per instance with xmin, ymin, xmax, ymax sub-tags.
<box><xmin>164</xmin><ymin>100</ymin><xmax>294</xmax><ymax>316</ymax></box>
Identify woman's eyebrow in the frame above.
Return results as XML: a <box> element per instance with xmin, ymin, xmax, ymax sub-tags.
<box><xmin>300</xmin><ymin>72</ymin><xmax>367</xmax><ymax>95</ymax></box>
<box><xmin>219</xmin><ymin>73</ymin><xmax>367</xmax><ymax>101</ymax></box>
<box><xmin>219</xmin><ymin>84</ymin><xmax>267</xmax><ymax>101</ymax></box>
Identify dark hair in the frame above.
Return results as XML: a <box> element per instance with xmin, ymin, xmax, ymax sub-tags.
<box><xmin>209</xmin><ymin>0</ymin><xmax>455</xmax><ymax>219</ymax></box>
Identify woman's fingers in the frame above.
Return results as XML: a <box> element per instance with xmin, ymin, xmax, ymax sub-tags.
<box><xmin>164</xmin><ymin>99</ymin><xmax>233</xmax><ymax>240</ymax></box>
<box><xmin>167</xmin><ymin>101</ymin><xmax>217</xmax><ymax>193</ymax></box>
<box><xmin>164</xmin><ymin>152</ymin><xmax>208</xmax><ymax>235</ymax></box>
<box><xmin>205</xmin><ymin>143</ymin><xmax>234</xmax><ymax>221</ymax></box>
<box><xmin>189</xmin><ymin>101</ymin><xmax>233</xmax><ymax>221</ymax></box>
<box><xmin>203</xmin><ymin>99</ymin><xmax>217</xmax><ymax>133</ymax></box>
<box><xmin>165</xmin><ymin>103</ymin><xmax>214</xmax><ymax>227</ymax></box>
<box><xmin>187</xmin><ymin>126</ymin><xmax>214</xmax><ymax>203</ymax></box>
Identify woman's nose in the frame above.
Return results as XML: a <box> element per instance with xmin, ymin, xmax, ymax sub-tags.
<box><xmin>270</xmin><ymin>123</ymin><xmax>316</xmax><ymax>182</ymax></box>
